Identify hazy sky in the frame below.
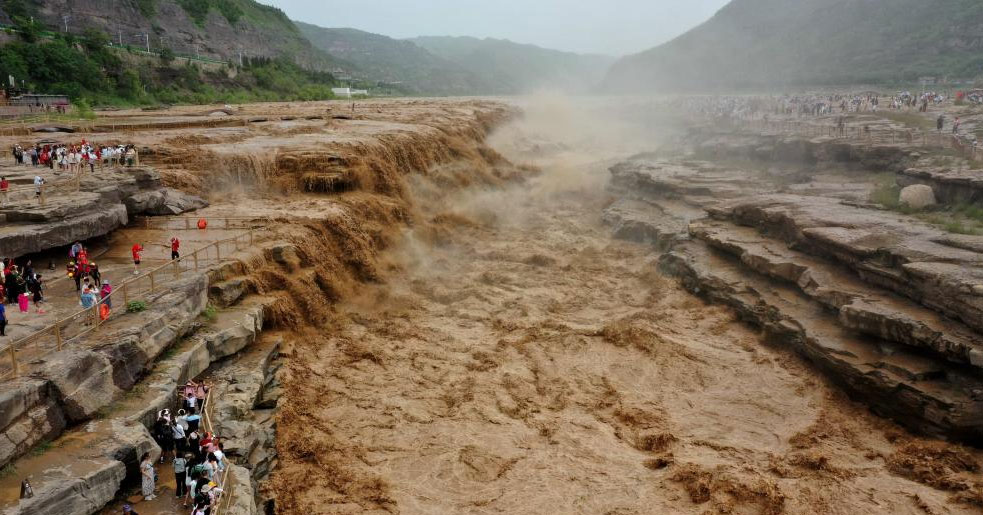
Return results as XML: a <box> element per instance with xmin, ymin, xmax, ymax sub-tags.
<box><xmin>270</xmin><ymin>0</ymin><xmax>731</xmax><ymax>56</ymax></box>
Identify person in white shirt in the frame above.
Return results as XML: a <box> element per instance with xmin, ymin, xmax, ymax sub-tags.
<box><xmin>33</xmin><ymin>175</ymin><xmax>44</xmax><ymax>202</ymax></box>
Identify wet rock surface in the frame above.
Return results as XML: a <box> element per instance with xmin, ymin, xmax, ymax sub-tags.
<box><xmin>0</xmin><ymin>166</ymin><xmax>206</xmax><ymax>259</ymax></box>
<box><xmin>608</xmin><ymin>144</ymin><xmax>983</xmax><ymax>444</ymax></box>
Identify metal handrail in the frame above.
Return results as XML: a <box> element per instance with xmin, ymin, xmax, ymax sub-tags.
<box><xmin>0</xmin><ymin>226</ymin><xmax>263</xmax><ymax>378</ymax></box>
<box><xmin>199</xmin><ymin>387</ymin><xmax>235</xmax><ymax>515</ymax></box>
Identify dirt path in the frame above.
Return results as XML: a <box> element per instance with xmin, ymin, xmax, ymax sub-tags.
<box><xmin>273</xmin><ymin>102</ymin><xmax>983</xmax><ymax>515</ymax></box>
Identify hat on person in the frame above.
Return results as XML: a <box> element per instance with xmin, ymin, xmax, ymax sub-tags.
<box><xmin>123</xmin><ymin>505</ymin><xmax>132</xmax><ymax>512</ymax></box>
<box><xmin>103</xmin><ymin>279</ymin><xmax>109</xmax><ymax>285</ymax></box>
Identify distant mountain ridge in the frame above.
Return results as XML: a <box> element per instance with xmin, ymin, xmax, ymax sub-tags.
<box><xmin>297</xmin><ymin>24</ymin><xmax>615</xmax><ymax>95</ymax></box>
<box><xmin>606</xmin><ymin>0</ymin><xmax>983</xmax><ymax>92</ymax></box>
<box><xmin>295</xmin><ymin>23</ymin><xmax>487</xmax><ymax>95</ymax></box>
<box><xmin>411</xmin><ymin>36</ymin><xmax>615</xmax><ymax>94</ymax></box>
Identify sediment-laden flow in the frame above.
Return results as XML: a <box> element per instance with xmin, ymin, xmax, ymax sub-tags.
<box><xmin>271</xmin><ymin>108</ymin><xmax>983</xmax><ymax>514</ymax></box>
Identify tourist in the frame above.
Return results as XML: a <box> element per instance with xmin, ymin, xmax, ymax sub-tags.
<box><xmin>69</xmin><ymin>261</ymin><xmax>82</xmax><ymax>291</ymax></box>
<box><xmin>131</xmin><ymin>243</ymin><xmax>144</xmax><ymax>276</ymax></box>
<box><xmin>187</xmin><ymin>428</ymin><xmax>201</xmax><ymax>457</ymax></box>
<box><xmin>170</xmin><ymin>237</ymin><xmax>180</xmax><ymax>261</ymax></box>
<box><xmin>0</xmin><ymin>176</ymin><xmax>8</xmax><ymax>206</ymax></box>
<box><xmin>125</xmin><ymin>146</ymin><xmax>136</xmax><ymax>167</ymax></box>
<box><xmin>121</xmin><ymin>504</ymin><xmax>138</xmax><ymax>515</ymax></box>
<box><xmin>174</xmin><ymin>453</ymin><xmax>189</xmax><ymax>499</ymax></box>
<box><xmin>187</xmin><ymin>412</ymin><xmax>200</xmax><ymax>434</ymax></box>
<box><xmin>194</xmin><ymin>381</ymin><xmax>209</xmax><ymax>409</ymax></box>
<box><xmin>172</xmin><ymin>417</ymin><xmax>187</xmax><ymax>454</ymax></box>
<box><xmin>89</xmin><ymin>263</ymin><xmax>101</xmax><ymax>285</ymax></box>
<box><xmin>937</xmin><ymin>115</ymin><xmax>945</xmax><ymax>133</ymax></box>
<box><xmin>100</xmin><ymin>280</ymin><xmax>112</xmax><ymax>309</ymax></box>
<box><xmin>17</xmin><ymin>290</ymin><xmax>29</xmax><ymax>313</ymax></box>
<box><xmin>953</xmin><ymin>117</ymin><xmax>961</xmax><ymax>134</ymax></box>
<box><xmin>212</xmin><ymin>442</ymin><xmax>226</xmax><ymax>472</ymax></box>
<box><xmin>205</xmin><ymin>456</ymin><xmax>220</xmax><ymax>484</ymax></box>
<box><xmin>33</xmin><ymin>175</ymin><xmax>43</xmax><ymax>203</ymax></box>
<box><xmin>140</xmin><ymin>452</ymin><xmax>156</xmax><ymax>501</ymax></box>
<box><xmin>80</xmin><ymin>286</ymin><xmax>98</xmax><ymax>323</ymax></box>
<box><xmin>0</xmin><ymin>299</ymin><xmax>6</xmax><ymax>336</ymax></box>
<box><xmin>153</xmin><ymin>412</ymin><xmax>171</xmax><ymax>461</ymax></box>
<box><xmin>29</xmin><ymin>274</ymin><xmax>44</xmax><ymax>314</ymax></box>
<box><xmin>184</xmin><ymin>390</ymin><xmax>197</xmax><ymax>413</ymax></box>
<box><xmin>69</xmin><ymin>241</ymin><xmax>82</xmax><ymax>260</ymax></box>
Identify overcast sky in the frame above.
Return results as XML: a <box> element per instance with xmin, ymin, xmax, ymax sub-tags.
<box><xmin>270</xmin><ymin>0</ymin><xmax>731</xmax><ymax>56</ymax></box>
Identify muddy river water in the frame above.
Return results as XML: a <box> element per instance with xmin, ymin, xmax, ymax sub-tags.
<box><xmin>271</xmin><ymin>99</ymin><xmax>982</xmax><ymax>515</ymax></box>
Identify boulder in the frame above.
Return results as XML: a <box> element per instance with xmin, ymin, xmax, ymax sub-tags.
<box><xmin>0</xmin><ymin>420</ymin><xmax>158</xmax><ymax>515</ymax></box>
<box><xmin>899</xmin><ymin>184</ymin><xmax>937</xmax><ymax>209</ymax></box>
<box><xmin>36</xmin><ymin>349</ymin><xmax>120</xmax><ymax>423</ymax></box>
<box><xmin>123</xmin><ymin>187</ymin><xmax>208</xmax><ymax>216</ymax></box>
<box><xmin>221</xmin><ymin>465</ymin><xmax>259</xmax><ymax>515</ymax></box>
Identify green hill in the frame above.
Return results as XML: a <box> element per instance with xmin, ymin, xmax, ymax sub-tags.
<box><xmin>0</xmin><ymin>0</ymin><xmax>346</xmax><ymax>105</ymax></box>
<box><xmin>410</xmin><ymin>36</ymin><xmax>615</xmax><ymax>94</ymax></box>
<box><xmin>295</xmin><ymin>23</ymin><xmax>486</xmax><ymax>95</ymax></box>
<box><xmin>606</xmin><ymin>0</ymin><xmax>983</xmax><ymax>92</ymax></box>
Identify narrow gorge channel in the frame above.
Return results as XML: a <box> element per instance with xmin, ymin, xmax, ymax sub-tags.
<box><xmin>1</xmin><ymin>98</ymin><xmax>981</xmax><ymax>515</ymax></box>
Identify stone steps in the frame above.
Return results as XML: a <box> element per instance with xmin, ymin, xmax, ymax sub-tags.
<box><xmin>689</xmin><ymin>219</ymin><xmax>983</xmax><ymax>368</ymax></box>
<box><xmin>659</xmin><ymin>240</ymin><xmax>983</xmax><ymax>443</ymax></box>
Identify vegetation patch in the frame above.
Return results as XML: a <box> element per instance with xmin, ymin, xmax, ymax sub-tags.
<box><xmin>176</xmin><ymin>0</ymin><xmax>244</xmax><ymax>26</ymax></box>
<box><xmin>127</xmin><ymin>300</ymin><xmax>149</xmax><ymax>313</ymax></box>
<box><xmin>135</xmin><ymin>0</ymin><xmax>156</xmax><ymax>18</ymax></box>
<box><xmin>202</xmin><ymin>303</ymin><xmax>219</xmax><ymax>322</ymax></box>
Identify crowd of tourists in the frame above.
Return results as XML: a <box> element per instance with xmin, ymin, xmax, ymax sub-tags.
<box><xmin>138</xmin><ymin>380</ymin><xmax>231</xmax><ymax>514</ymax></box>
<box><xmin>10</xmin><ymin>141</ymin><xmax>140</xmax><ymax>170</ymax></box>
<box><xmin>0</xmin><ymin>258</ymin><xmax>46</xmax><ymax>328</ymax></box>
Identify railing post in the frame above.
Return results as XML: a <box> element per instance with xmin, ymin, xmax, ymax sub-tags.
<box><xmin>185</xmin><ymin>218</ymin><xmax>190</xmax><ymax>230</ymax></box>
<box><xmin>145</xmin><ymin>217</ymin><xmax>150</xmax><ymax>229</ymax></box>
<box><xmin>149</xmin><ymin>272</ymin><xmax>155</xmax><ymax>293</ymax></box>
<box><xmin>249</xmin><ymin>230</ymin><xmax>254</xmax><ymax>246</ymax></box>
<box><xmin>8</xmin><ymin>343</ymin><xmax>18</xmax><ymax>377</ymax></box>
<box><xmin>216</xmin><ymin>244</ymin><xmax>221</xmax><ymax>261</ymax></box>
<box><xmin>55</xmin><ymin>325</ymin><xmax>63</xmax><ymax>351</ymax></box>
<box><xmin>173</xmin><ymin>260</ymin><xmax>180</xmax><ymax>279</ymax></box>
<box><xmin>122</xmin><ymin>282</ymin><xmax>129</xmax><ymax>306</ymax></box>
<box><xmin>194</xmin><ymin>251</ymin><xmax>199</xmax><ymax>271</ymax></box>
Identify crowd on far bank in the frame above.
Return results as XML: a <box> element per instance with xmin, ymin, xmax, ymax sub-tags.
<box><xmin>10</xmin><ymin>140</ymin><xmax>140</xmax><ymax>171</ymax></box>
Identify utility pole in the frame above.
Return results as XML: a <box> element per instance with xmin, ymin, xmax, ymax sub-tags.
<box><xmin>133</xmin><ymin>34</ymin><xmax>149</xmax><ymax>53</ymax></box>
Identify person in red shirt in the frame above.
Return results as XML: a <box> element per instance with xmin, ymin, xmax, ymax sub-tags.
<box><xmin>132</xmin><ymin>243</ymin><xmax>144</xmax><ymax>275</ymax></box>
<box><xmin>170</xmin><ymin>237</ymin><xmax>180</xmax><ymax>261</ymax></box>
<box><xmin>0</xmin><ymin>176</ymin><xmax>8</xmax><ymax>207</ymax></box>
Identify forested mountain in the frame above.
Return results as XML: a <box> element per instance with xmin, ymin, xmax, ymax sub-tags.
<box><xmin>411</xmin><ymin>36</ymin><xmax>615</xmax><ymax>94</ymax></box>
<box><xmin>606</xmin><ymin>0</ymin><xmax>983</xmax><ymax>92</ymax></box>
<box><xmin>295</xmin><ymin>22</ymin><xmax>486</xmax><ymax>95</ymax></box>
<box><xmin>0</xmin><ymin>0</ymin><xmax>343</xmax><ymax>104</ymax></box>
<box><xmin>0</xmin><ymin>0</ymin><xmax>617</xmax><ymax>102</ymax></box>
<box><xmin>0</xmin><ymin>0</ymin><xmax>344</xmax><ymax>70</ymax></box>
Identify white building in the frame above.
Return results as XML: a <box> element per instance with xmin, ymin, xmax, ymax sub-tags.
<box><xmin>331</xmin><ymin>87</ymin><xmax>369</xmax><ymax>98</ymax></box>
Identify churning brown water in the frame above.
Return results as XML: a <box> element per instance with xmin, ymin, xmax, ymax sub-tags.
<box><xmin>270</xmin><ymin>97</ymin><xmax>983</xmax><ymax>515</ymax></box>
